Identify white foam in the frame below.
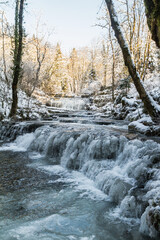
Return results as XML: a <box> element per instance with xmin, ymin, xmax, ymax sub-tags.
<box><xmin>10</xmin><ymin>214</ymin><xmax>95</xmax><ymax>239</ymax></box>
<box><xmin>0</xmin><ymin>133</ymin><xmax>35</xmax><ymax>152</ymax></box>
<box><xmin>108</xmin><ymin>206</ymin><xmax>140</xmax><ymax>226</ymax></box>
<box><xmin>80</xmin><ymin>237</ymin><xmax>95</xmax><ymax>240</ymax></box>
<box><xmin>71</xmin><ymin>171</ymin><xmax>109</xmax><ymax>201</ymax></box>
<box><xmin>38</xmin><ymin>165</ymin><xmax>67</xmax><ymax>175</ymax></box>
<box><xmin>37</xmin><ymin>164</ymin><xmax>109</xmax><ymax>201</ymax></box>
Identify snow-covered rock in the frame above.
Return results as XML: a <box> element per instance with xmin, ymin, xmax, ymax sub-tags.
<box><xmin>128</xmin><ymin>121</ymin><xmax>150</xmax><ymax>135</ymax></box>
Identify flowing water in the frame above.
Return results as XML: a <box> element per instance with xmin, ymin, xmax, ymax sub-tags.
<box><xmin>0</xmin><ymin>108</ymin><xmax>160</xmax><ymax>240</ymax></box>
<box><xmin>49</xmin><ymin>97</ymin><xmax>89</xmax><ymax>110</ymax></box>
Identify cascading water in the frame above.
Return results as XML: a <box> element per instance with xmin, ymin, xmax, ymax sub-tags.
<box><xmin>0</xmin><ymin>121</ymin><xmax>160</xmax><ymax>240</ymax></box>
<box><xmin>50</xmin><ymin>97</ymin><xmax>89</xmax><ymax>110</ymax></box>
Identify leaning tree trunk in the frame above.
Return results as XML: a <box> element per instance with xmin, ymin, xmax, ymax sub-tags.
<box><xmin>10</xmin><ymin>0</ymin><xmax>24</xmax><ymax>118</ymax></box>
<box><xmin>105</xmin><ymin>0</ymin><xmax>160</xmax><ymax>118</ymax></box>
<box><xmin>144</xmin><ymin>0</ymin><xmax>160</xmax><ymax>48</ymax></box>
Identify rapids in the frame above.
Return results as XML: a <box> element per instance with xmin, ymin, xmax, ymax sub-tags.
<box><xmin>0</xmin><ymin>108</ymin><xmax>160</xmax><ymax>240</ymax></box>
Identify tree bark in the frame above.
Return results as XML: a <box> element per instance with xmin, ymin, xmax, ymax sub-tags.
<box><xmin>1</xmin><ymin>12</ymin><xmax>9</xmax><ymax>85</ymax></box>
<box><xmin>10</xmin><ymin>0</ymin><xmax>24</xmax><ymax>117</ymax></box>
<box><xmin>105</xmin><ymin>0</ymin><xmax>160</xmax><ymax>118</ymax></box>
<box><xmin>108</xmin><ymin>24</ymin><xmax>115</xmax><ymax>102</ymax></box>
<box><xmin>144</xmin><ymin>0</ymin><xmax>160</xmax><ymax>48</ymax></box>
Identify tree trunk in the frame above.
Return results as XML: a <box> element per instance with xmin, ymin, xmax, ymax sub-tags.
<box><xmin>108</xmin><ymin>24</ymin><xmax>115</xmax><ymax>102</ymax></box>
<box><xmin>105</xmin><ymin>0</ymin><xmax>160</xmax><ymax>118</ymax></box>
<box><xmin>102</xmin><ymin>41</ymin><xmax>109</xmax><ymax>87</ymax></box>
<box><xmin>10</xmin><ymin>0</ymin><xmax>24</xmax><ymax>117</ymax></box>
<box><xmin>1</xmin><ymin>12</ymin><xmax>9</xmax><ymax>85</ymax></box>
<box><xmin>144</xmin><ymin>0</ymin><xmax>160</xmax><ymax>48</ymax></box>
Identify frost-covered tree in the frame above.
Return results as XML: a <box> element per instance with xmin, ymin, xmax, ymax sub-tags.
<box><xmin>42</xmin><ymin>43</ymin><xmax>70</xmax><ymax>96</ymax></box>
<box><xmin>105</xmin><ymin>0</ymin><xmax>160</xmax><ymax>118</ymax></box>
<box><xmin>22</xmin><ymin>33</ymin><xmax>47</xmax><ymax>98</ymax></box>
<box><xmin>0</xmin><ymin>11</ymin><xmax>13</xmax><ymax>84</ymax></box>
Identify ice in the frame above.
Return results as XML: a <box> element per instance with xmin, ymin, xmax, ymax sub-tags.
<box><xmin>120</xmin><ymin>196</ymin><xmax>137</xmax><ymax>217</ymax></box>
<box><xmin>0</xmin><ymin>122</ymin><xmax>160</xmax><ymax>238</ymax></box>
<box><xmin>139</xmin><ymin>206</ymin><xmax>160</xmax><ymax>238</ymax></box>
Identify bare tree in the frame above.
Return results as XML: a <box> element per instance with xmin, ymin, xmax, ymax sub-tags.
<box><xmin>141</xmin><ymin>31</ymin><xmax>152</xmax><ymax>81</ymax></box>
<box><xmin>108</xmin><ymin>23</ymin><xmax>116</xmax><ymax>102</ymax></box>
<box><xmin>105</xmin><ymin>0</ymin><xmax>160</xmax><ymax>118</ymax></box>
<box><xmin>101</xmin><ymin>41</ymin><xmax>109</xmax><ymax>87</ymax></box>
<box><xmin>28</xmin><ymin>35</ymin><xmax>47</xmax><ymax>98</ymax></box>
<box><xmin>118</xmin><ymin>0</ymin><xmax>152</xmax><ymax>80</ymax></box>
<box><xmin>1</xmin><ymin>11</ymin><xmax>9</xmax><ymax>84</ymax></box>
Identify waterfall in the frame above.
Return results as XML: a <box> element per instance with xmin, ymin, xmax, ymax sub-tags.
<box><xmin>50</xmin><ymin>97</ymin><xmax>89</xmax><ymax>110</ymax></box>
<box><xmin>0</xmin><ymin>123</ymin><xmax>160</xmax><ymax>238</ymax></box>
<box><xmin>0</xmin><ymin>122</ymin><xmax>44</xmax><ymax>141</ymax></box>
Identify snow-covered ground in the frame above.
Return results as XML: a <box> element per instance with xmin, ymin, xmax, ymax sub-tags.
<box><xmin>0</xmin><ymin>81</ymin><xmax>49</xmax><ymax>120</ymax></box>
<box><xmin>87</xmin><ymin>73</ymin><xmax>160</xmax><ymax>135</ymax></box>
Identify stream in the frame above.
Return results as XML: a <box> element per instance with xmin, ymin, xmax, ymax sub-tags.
<box><xmin>0</xmin><ymin>107</ymin><xmax>160</xmax><ymax>240</ymax></box>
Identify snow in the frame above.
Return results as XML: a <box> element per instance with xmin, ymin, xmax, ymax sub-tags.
<box><xmin>138</xmin><ymin>116</ymin><xmax>153</xmax><ymax>124</ymax></box>
<box><xmin>128</xmin><ymin>121</ymin><xmax>150</xmax><ymax>133</ymax></box>
<box><xmin>0</xmin><ymin>80</ymin><xmax>49</xmax><ymax>120</ymax></box>
<box><xmin>122</xmin><ymin>97</ymin><xmax>138</xmax><ymax>107</ymax></box>
<box><xmin>86</xmin><ymin>72</ymin><xmax>160</xmax><ymax>128</ymax></box>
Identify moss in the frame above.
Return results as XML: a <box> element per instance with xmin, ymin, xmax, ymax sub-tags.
<box><xmin>144</xmin><ymin>0</ymin><xmax>160</xmax><ymax>48</ymax></box>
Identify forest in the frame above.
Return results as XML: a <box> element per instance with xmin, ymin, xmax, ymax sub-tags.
<box><xmin>0</xmin><ymin>0</ymin><xmax>160</xmax><ymax>240</ymax></box>
<box><xmin>0</xmin><ymin>0</ymin><xmax>159</xmax><ymax>121</ymax></box>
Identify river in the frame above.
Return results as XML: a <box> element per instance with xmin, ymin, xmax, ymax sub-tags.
<box><xmin>0</xmin><ymin>107</ymin><xmax>159</xmax><ymax>240</ymax></box>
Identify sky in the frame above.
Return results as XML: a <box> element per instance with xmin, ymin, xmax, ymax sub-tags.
<box><xmin>4</xmin><ymin>0</ymin><xmax>105</xmax><ymax>53</ymax></box>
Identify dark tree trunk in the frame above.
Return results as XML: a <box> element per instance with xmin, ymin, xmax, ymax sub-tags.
<box><xmin>10</xmin><ymin>0</ymin><xmax>24</xmax><ymax>117</ymax></box>
<box><xmin>144</xmin><ymin>0</ymin><xmax>160</xmax><ymax>48</ymax></box>
<box><xmin>105</xmin><ymin>0</ymin><xmax>160</xmax><ymax>118</ymax></box>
